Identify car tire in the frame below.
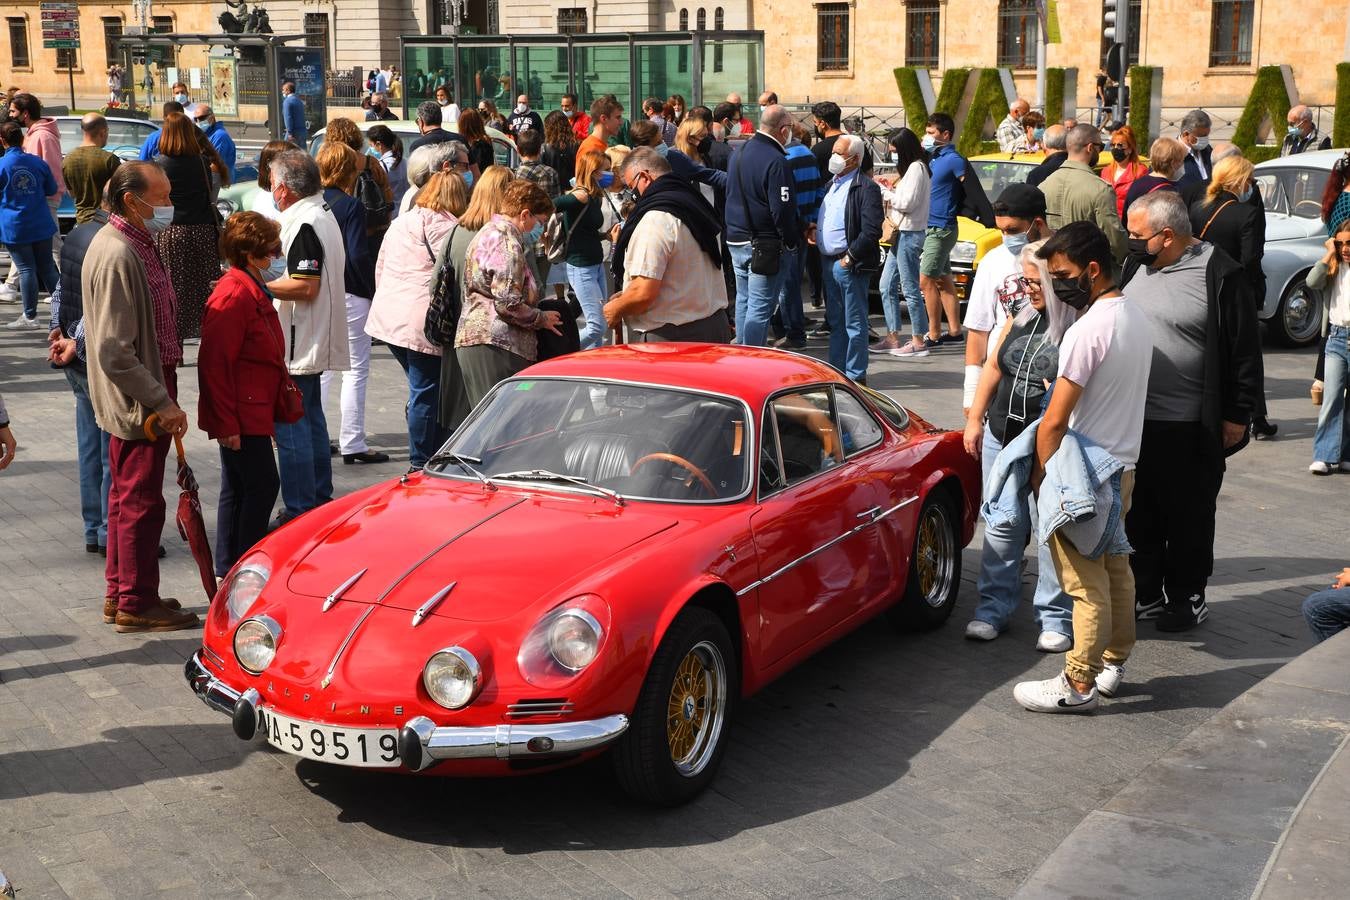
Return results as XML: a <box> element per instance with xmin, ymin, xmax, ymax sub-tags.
<box><xmin>888</xmin><ymin>493</ymin><xmax>961</xmax><ymax>631</ymax></box>
<box><xmin>613</xmin><ymin>606</ymin><xmax>736</xmax><ymax>806</ymax></box>
<box><xmin>1271</xmin><ymin>273</ymin><xmax>1322</xmax><ymax>347</ymax></box>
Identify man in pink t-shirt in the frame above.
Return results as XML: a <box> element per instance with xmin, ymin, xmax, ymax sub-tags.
<box><xmin>1013</xmin><ymin>221</ymin><xmax>1153</xmax><ymax>715</ymax></box>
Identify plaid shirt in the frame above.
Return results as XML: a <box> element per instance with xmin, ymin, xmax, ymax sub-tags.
<box><xmin>515</xmin><ymin>159</ymin><xmax>561</xmax><ymax>199</ymax></box>
<box><xmin>109</xmin><ymin>214</ymin><xmax>182</xmax><ymax>366</ymax></box>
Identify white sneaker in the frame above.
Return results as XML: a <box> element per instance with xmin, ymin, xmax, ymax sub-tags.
<box><xmin>5</xmin><ymin>313</ymin><xmax>38</xmax><ymax>330</ymax></box>
<box><xmin>964</xmin><ymin>620</ymin><xmax>998</xmax><ymax>641</ymax></box>
<box><xmin>1096</xmin><ymin>663</ymin><xmax>1125</xmax><ymax>698</ymax></box>
<box><xmin>1310</xmin><ymin>460</ymin><xmax>1331</xmax><ymax>475</ymax></box>
<box><xmin>1013</xmin><ymin>673</ymin><xmax>1098</xmax><ymax>713</ymax></box>
<box><xmin>1035</xmin><ymin>630</ymin><xmax>1072</xmax><ymax>652</ymax></box>
<box><xmin>0</xmin><ymin>284</ymin><xmax>17</xmax><ymax>303</ymax></box>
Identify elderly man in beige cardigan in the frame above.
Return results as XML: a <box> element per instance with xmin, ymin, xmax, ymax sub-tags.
<box><xmin>84</xmin><ymin>161</ymin><xmax>199</xmax><ymax>634</ymax></box>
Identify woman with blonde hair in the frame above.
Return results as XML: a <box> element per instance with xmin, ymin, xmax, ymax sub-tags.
<box><xmin>314</xmin><ymin>141</ymin><xmax>386</xmax><ymax>465</ymax></box>
<box><xmin>1122</xmin><ymin>136</ymin><xmax>1187</xmax><ymax>221</ymax></box>
<box><xmin>436</xmin><ymin>165</ymin><xmax>515</xmax><ymax>428</ymax></box>
<box><xmin>154</xmin><ymin>110</ymin><xmax>220</xmax><ymax>341</ymax></box>
<box><xmin>366</xmin><ymin>169</ymin><xmax>469</xmax><ymax>470</ymax></box>
<box><xmin>1101</xmin><ymin>124</ymin><xmax>1150</xmax><ymax>216</ymax></box>
<box><xmin>554</xmin><ymin>150</ymin><xmax>614</xmax><ymax>348</ymax></box>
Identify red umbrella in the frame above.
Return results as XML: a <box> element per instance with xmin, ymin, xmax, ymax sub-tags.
<box><xmin>145</xmin><ymin>415</ymin><xmax>218</xmax><ymax>602</ymax></box>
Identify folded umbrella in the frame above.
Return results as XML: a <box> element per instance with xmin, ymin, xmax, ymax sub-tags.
<box><xmin>145</xmin><ymin>414</ymin><xmax>218</xmax><ymax>602</ymax></box>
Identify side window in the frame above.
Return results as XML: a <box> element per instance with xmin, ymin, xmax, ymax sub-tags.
<box><xmin>759</xmin><ymin>407</ymin><xmax>783</xmax><ymax>494</ymax></box>
<box><xmin>768</xmin><ymin>388</ymin><xmax>843</xmax><ymax>487</ymax></box>
<box><xmin>834</xmin><ymin>388</ymin><xmax>884</xmax><ymax>455</ymax></box>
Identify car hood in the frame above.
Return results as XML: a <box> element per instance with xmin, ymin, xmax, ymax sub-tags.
<box><xmin>284</xmin><ymin>480</ymin><xmax>678</xmax><ymax>622</ymax></box>
<box><xmin>1264</xmin><ymin>213</ymin><xmax>1325</xmax><ymax>242</ymax></box>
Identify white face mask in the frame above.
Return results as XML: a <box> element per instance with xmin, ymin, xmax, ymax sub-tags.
<box><xmin>515</xmin><ymin>103</ymin><xmax>528</xmax><ymax>115</ymax></box>
<box><xmin>827</xmin><ymin>154</ymin><xmax>849</xmax><ymax>176</ymax></box>
<box><xmin>1192</xmin><ymin>136</ymin><xmax>1210</xmax><ymax>151</ymax></box>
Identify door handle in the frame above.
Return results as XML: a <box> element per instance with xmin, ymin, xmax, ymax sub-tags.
<box><xmin>856</xmin><ymin>506</ymin><xmax>882</xmax><ymax>522</ymax></box>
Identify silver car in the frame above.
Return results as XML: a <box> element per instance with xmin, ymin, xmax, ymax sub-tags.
<box><xmin>1253</xmin><ymin>149</ymin><xmax>1342</xmax><ymax>347</ymax></box>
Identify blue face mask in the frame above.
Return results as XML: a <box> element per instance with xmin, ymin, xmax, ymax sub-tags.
<box><xmin>1288</xmin><ymin>125</ymin><xmax>1302</xmax><ymax>136</ymax></box>
<box><xmin>1237</xmin><ymin>186</ymin><xmax>1253</xmax><ymax>203</ymax></box>
<box><xmin>462</xmin><ymin>169</ymin><xmax>474</xmax><ymax>188</ymax></box>
<box><xmin>921</xmin><ymin>135</ymin><xmax>937</xmax><ymax>152</ymax></box>
<box><xmin>1002</xmin><ymin>231</ymin><xmax>1030</xmax><ymax>256</ymax></box>
<box><xmin>654</xmin><ymin>143</ymin><xmax>669</xmax><ymax>158</ymax></box>
<box><xmin>524</xmin><ymin>221</ymin><xmax>545</xmax><ymax>245</ymax></box>
<box><xmin>597</xmin><ymin>171</ymin><xmax>614</xmax><ymax>189</ymax></box>
<box><xmin>1032</xmin><ymin>127</ymin><xmax>1045</xmax><ymax>142</ymax></box>
<box><xmin>137</xmin><ymin>196</ymin><xmax>174</xmax><ymax>234</ymax></box>
<box><xmin>197</xmin><ymin>119</ymin><xmax>211</xmax><ymax>133</ymax></box>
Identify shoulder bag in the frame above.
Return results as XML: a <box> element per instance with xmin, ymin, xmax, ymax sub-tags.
<box><xmin>423</xmin><ymin>223</ymin><xmax>462</xmax><ymax>347</ymax></box>
<box><xmin>1198</xmin><ymin>199</ymin><xmax>1236</xmax><ymax>240</ymax></box>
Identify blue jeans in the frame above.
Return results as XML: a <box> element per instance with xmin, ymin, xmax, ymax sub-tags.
<box><xmin>771</xmin><ymin>245</ymin><xmax>806</xmax><ymax>343</ymax></box>
<box><xmin>1303</xmin><ymin>586</ymin><xmax>1350</xmax><ymax>642</ymax></box>
<box><xmin>973</xmin><ymin>427</ymin><xmax>1074</xmax><ymax>636</ymax></box>
<box><xmin>274</xmin><ymin>374</ymin><xmax>332</xmax><ymax>519</ymax></box>
<box><xmin>1313</xmin><ymin>327</ymin><xmax>1350</xmax><ymax>464</ymax></box>
<box><xmin>879</xmin><ymin>230</ymin><xmax>926</xmax><ymax>337</ymax></box>
<box><xmin>6</xmin><ymin>238</ymin><xmax>59</xmax><ymax>318</ymax></box>
<box><xmin>388</xmin><ymin>344</ymin><xmax>445</xmax><ymax>468</ymax></box>
<box><xmin>568</xmin><ymin>262</ymin><xmax>607</xmax><ymax>350</ymax></box>
<box><xmin>821</xmin><ymin>255</ymin><xmax>869</xmax><ymax>381</ymax></box>
<box><xmin>729</xmin><ymin>242</ymin><xmax>788</xmax><ymax>347</ymax></box>
<box><xmin>65</xmin><ymin>367</ymin><xmax>111</xmax><ymax>546</ymax></box>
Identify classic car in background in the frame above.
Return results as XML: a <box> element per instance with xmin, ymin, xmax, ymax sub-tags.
<box><xmin>54</xmin><ymin>115</ymin><xmax>158</xmax><ymax>231</ymax></box>
<box><xmin>185</xmin><ymin>344</ymin><xmax>978</xmax><ymax>805</ymax></box>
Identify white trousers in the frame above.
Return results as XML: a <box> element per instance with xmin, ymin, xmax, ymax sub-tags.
<box><xmin>321</xmin><ymin>292</ymin><xmax>373</xmax><ymax>455</ymax></box>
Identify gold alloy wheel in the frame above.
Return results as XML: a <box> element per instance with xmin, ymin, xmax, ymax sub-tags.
<box><xmin>666</xmin><ymin>640</ymin><xmax>727</xmax><ymax>776</ymax></box>
<box><xmin>915</xmin><ymin>503</ymin><xmax>955</xmax><ymax>608</ymax></box>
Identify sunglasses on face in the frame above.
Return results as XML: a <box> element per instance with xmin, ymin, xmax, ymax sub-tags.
<box><xmin>1336</xmin><ymin>240</ymin><xmax>1349</xmax><ymax>251</ymax></box>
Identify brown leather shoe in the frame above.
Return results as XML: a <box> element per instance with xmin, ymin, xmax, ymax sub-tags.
<box><xmin>114</xmin><ymin>603</ymin><xmax>201</xmax><ymax>634</ymax></box>
<box><xmin>105</xmin><ymin>597</ymin><xmax>181</xmax><ymax>624</ymax></box>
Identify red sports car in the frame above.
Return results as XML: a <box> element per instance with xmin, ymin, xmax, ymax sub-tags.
<box><xmin>186</xmin><ymin>344</ymin><xmax>979</xmax><ymax>804</ymax></box>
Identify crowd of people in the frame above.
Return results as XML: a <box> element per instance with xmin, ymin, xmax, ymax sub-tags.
<box><xmin>2</xmin><ymin>83</ymin><xmax>1349</xmax><ymax>666</ymax></box>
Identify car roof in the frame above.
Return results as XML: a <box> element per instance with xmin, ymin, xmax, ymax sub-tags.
<box><xmin>520</xmin><ymin>343</ymin><xmax>849</xmax><ymax>403</ymax></box>
<box><xmin>314</xmin><ymin>119</ymin><xmax>512</xmax><ymax>143</ymax></box>
<box><xmin>1256</xmin><ymin>148</ymin><xmax>1346</xmax><ymax>171</ymax></box>
<box><xmin>54</xmin><ymin>114</ymin><xmax>154</xmax><ymax>125</ymax></box>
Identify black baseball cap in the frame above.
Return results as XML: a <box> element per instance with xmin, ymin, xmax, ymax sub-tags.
<box><xmin>993</xmin><ymin>183</ymin><xmax>1047</xmax><ymax>220</ymax></box>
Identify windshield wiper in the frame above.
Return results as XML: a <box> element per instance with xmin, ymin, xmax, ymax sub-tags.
<box><xmin>426</xmin><ymin>449</ymin><xmax>497</xmax><ymax>491</ymax></box>
<box><xmin>493</xmin><ymin>469</ymin><xmax>625</xmax><ymax>506</ymax></box>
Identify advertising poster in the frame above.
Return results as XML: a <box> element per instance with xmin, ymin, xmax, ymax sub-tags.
<box><xmin>209</xmin><ymin>56</ymin><xmax>238</xmax><ymax>117</ymax></box>
<box><xmin>278</xmin><ymin>47</ymin><xmax>327</xmax><ymax>134</ymax></box>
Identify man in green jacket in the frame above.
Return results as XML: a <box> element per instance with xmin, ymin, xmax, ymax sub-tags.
<box><xmin>1040</xmin><ymin>124</ymin><xmax>1129</xmax><ymax>264</ymax></box>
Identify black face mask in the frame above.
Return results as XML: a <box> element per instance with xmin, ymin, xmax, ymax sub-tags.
<box><xmin>1052</xmin><ymin>270</ymin><xmax>1094</xmax><ymax>311</ymax></box>
<box><xmin>1127</xmin><ymin>237</ymin><xmax>1159</xmax><ymax>267</ymax></box>
<box><xmin>696</xmin><ymin>135</ymin><xmax>713</xmax><ymax>156</ymax></box>
<box><xmin>1110</xmin><ymin>146</ymin><xmax>1128</xmax><ymax>163</ymax></box>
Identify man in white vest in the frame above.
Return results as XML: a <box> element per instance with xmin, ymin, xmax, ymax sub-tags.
<box><xmin>266</xmin><ymin>149</ymin><xmax>349</xmax><ymax>526</ymax></box>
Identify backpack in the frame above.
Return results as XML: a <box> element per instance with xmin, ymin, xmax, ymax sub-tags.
<box><xmin>356</xmin><ymin>161</ymin><xmax>391</xmax><ymax>231</ymax></box>
<box><xmin>423</xmin><ymin>224</ymin><xmax>461</xmax><ymax>347</ymax></box>
<box><xmin>542</xmin><ymin>194</ymin><xmax>585</xmax><ymax>264</ymax></box>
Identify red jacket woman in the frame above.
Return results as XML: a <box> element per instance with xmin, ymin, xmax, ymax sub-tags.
<box><xmin>198</xmin><ymin>212</ymin><xmax>287</xmax><ymax>574</ymax></box>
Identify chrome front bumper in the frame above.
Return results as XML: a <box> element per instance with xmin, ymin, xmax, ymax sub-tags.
<box><xmin>184</xmin><ymin>652</ymin><xmax>629</xmax><ymax>769</ymax></box>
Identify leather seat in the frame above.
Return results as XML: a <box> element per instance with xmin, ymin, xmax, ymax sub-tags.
<box><xmin>563</xmin><ymin>432</ymin><xmax>664</xmax><ymax>484</ymax></box>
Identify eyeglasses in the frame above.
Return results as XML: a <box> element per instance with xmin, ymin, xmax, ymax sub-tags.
<box><xmin>1336</xmin><ymin>240</ymin><xmax>1348</xmax><ymax>250</ymax></box>
<box><xmin>1017</xmin><ymin>275</ymin><xmax>1043</xmax><ymax>291</ymax></box>
<box><xmin>193</xmin><ymin>115</ymin><xmax>210</xmax><ymax>123</ymax></box>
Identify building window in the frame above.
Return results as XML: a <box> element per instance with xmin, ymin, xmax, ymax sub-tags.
<box><xmin>151</xmin><ymin>15</ymin><xmax>173</xmax><ymax>33</ymax></box>
<box><xmin>303</xmin><ymin>12</ymin><xmax>330</xmax><ymax>67</ymax></box>
<box><xmin>557</xmin><ymin>8</ymin><xmax>587</xmax><ymax>33</ymax></box>
<box><xmin>905</xmin><ymin>1</ymin><xmax>940</xmax><ymax>68</ymax></box>
<box><xmin>56</xmin><ymin>46</ymin><xmax>78</xmax><ymax>69</ymax></box>
<box><xmin>8</xmin><ymin>18</ymin><xmax>30</xmax><ymax>68</ymax></box>
<box><xmin>103</xmin><ymin>16</ymin><xmax>123</xmax><ymax>68</ymax></box>
<box><xmin>696</xmin><ymin>8</ymin><xmax>706</xmax><ymax>30</ymax></box>
<box><xmin>996</xmin><ymin>0</ymin><xmax>1038</xmax><ymax>69</ymax></box>
<box><xmin>1210</xmin><ymin>0</ymin><xmax>1254</xmax><ymax>67</ymax></box>
<box><xmin>817</xmin><ymin>3</ymin><xmax>849</xmax><ymax>72</ymax></box>
<box><xmin>679</xmin><ymin>8</ymin><xmax>688</xmax><ymax>30</ymax></box>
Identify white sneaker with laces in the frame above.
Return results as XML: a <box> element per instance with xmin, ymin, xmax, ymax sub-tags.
<box><xmin>1310</xmin><ymin>460</ymin><xmax>1331</xmax><ymax>475</ymax></box>
<box><xmin>1035</xmin><ymin>630</ymin><xmax>1071</xmax><ymax>652</ymax></box>
<box><xmin>1096</xmin><ymin>663</ymin><xmax>1125</xmax><ymax>698</ymax></box>
<box><xmin>5</xmin><ymin>313</ymin><xmax>37</xmax><ymax>330</ymax></box>
<box><xmin>0</xmin><ymin>284</ymin><xmax>18</xmax><ymax>303</ymax></box>
<box><xmin>1013</xmin><ymin>673</ymin><xmax>1098</xmax><ymax>713</ymax></box>
<box><xmin>964</xmin><ymin>620</ymin><xmax>998</xmax><ymax>641</ymax></box>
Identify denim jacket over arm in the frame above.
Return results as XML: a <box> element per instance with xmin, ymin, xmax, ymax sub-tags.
<box><xmin>982</xmin><ymin>419</ymin><xmax>1132</xmax><ymax>560</ymax></box>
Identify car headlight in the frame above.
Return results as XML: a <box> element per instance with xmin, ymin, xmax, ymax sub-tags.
<box><xmin>226</xmin><ymin>557</ymin><xmax>270</xmax><ymax>623</ymax></box>
<box><xmin>547</xmin><ymin>610</ymin><xmax>603</xmax><ymax>671</ymax></box>
<box><xmin>518</xmin><ymin>596</ymin><xmax>610</xmax><ymax>685</ymax></box>
<box><xmin>233</xmin><ymin>615</ymin><xmax>282</xmax><ymax>675</ymax></box>
<box><xmin>422</xmin><ymin>646</ymin><xmax>482</xmax><ymax>709</ymax></box>
<box><xmin>950</xmin><ymin>240</ymin><xmax>978</xmax><ymax>264</ymax></box>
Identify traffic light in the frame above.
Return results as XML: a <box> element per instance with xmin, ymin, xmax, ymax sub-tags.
<box><xmin>1103</xmin><ymin>0</ymin><xmax>1130</xmax><ymax>121</ymax></box>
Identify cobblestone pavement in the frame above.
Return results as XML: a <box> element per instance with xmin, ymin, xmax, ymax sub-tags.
<box><xmin>0</xmin><ymin>302</ymin><xmax>1340</xmax><ymax>899</ymax></box>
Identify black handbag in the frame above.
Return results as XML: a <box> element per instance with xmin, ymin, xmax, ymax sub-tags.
<box><xmin>737</xmin><ymin>159</ymin><xmax>783</xmax><ymax>276</ymax></box>
<box><xmin>422</xmin><ymin>224</ymin><xmax>461</xmax><ymax>347</ymax></box>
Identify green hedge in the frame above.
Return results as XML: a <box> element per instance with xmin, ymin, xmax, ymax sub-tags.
<box><xmin>1045</xmin><ymin>68</ymin><xmax>1066</xmax><ymax>123</ymax></box>
<box><xmin>1336</xmin><ymin>62</ymin><xmax>1350</xmax><ymax>148</ymax></box>
<box><xmin>1127</xmin><ymin>65</ymin><xmax>1154</xmax><ymax>145</ymax></box>
<box><xmin>1234</xmin><ymin>65</ymin><xmax>1293</xmax><ymax>155</ymax></box>
<box><xmin>957</xmin><ymin>68</ymin><xmax>1008</xmax><ymax>157</ymax></box>
<box><xmin>935</xmin><ymin>68</ymin><xmax>970</xmax><ymax>121</ymax></box>
<box><xmin>893</xmin><ymin>67</ymin><xmax>930</xmax><ymax>135</ymax></box>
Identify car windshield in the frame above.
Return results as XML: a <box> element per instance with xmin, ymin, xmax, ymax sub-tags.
<box><xmin>1255</xmin><ymin>167</ymin><xmax>1330</xmax><ymax>219</ymax></box>
<box><xmin>430</xmin><ymin>379</ymin><xmax>751</xmax><ymax>503</ymax></box>
<box><xmin>57</xmin><ymin>119</ymin><xmax>155</xmax><ymax>158</ymax></box>
<box><xmin>968</xmin><ymin>159</ymin><xmax>1035</xmax><ymax>200</ymax></box>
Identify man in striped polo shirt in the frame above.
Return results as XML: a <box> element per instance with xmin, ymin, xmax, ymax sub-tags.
<box><xmin>771</xmin><ymin>121</ymin><xmax>822</xmax><ymax>349</ymax></box>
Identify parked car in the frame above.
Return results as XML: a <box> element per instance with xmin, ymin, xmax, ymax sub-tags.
<box><xmin>1253</xmin><ymin>150</ymin><xmax>1340</xmax><ymax>346</ymax></box>
<box><xmin>185</xmin><ymin>344</ymin><xmax>978</xmax><ymax>805</ymax></box>
<box><xmin>218</xmin><ymin>119</ymin><xmax>517</xmax><ymax>217</ymax></box>
<box><xmin>53</xmin><ymin>115</ymin><xmax>159</xmax><ymax>231</ymax></box>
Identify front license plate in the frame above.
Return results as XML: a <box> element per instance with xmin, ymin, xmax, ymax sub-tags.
<box><xmin>261</xmin><ymin>708</ymin><xmax>400</xmax><ymax>768</ymax></box>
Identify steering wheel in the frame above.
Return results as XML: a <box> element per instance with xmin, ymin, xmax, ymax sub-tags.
<box><xmin>1294</xmin><ymin>199</ymin><xmax>1323</xmax><ymax>217</ymax></box>
<box><xmin>109</xmin><ymin>145</ymin><xmax>141</xmax><ymax>161</ymax></box>
<box><xmin>631</xmin><ymin>452</ymin><xmax>717</xmax><ymax>497</ymax></box>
